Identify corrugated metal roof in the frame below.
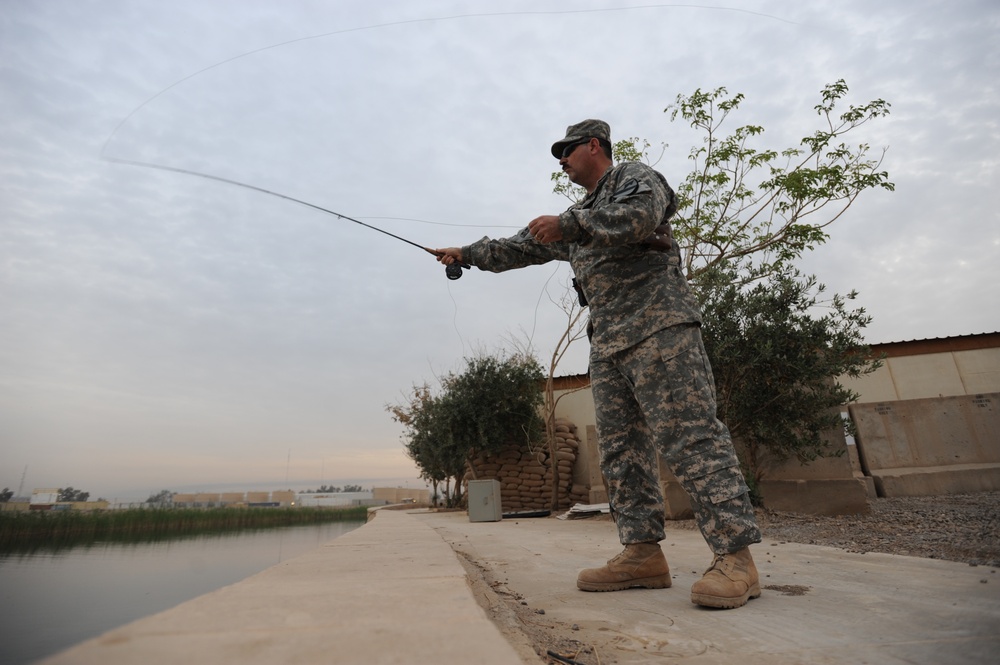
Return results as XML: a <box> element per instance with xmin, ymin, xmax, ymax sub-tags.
<box><xmin>869</xmin><ymin>332</ymin><xmax>1000</xmax><ymax>357</ymax></box>
<box><xmin>554</xmin><ymin>331</ymin><xmax>1000</xmax><ymax>383</ymax></box>
<box><xmin>870</xmin><ymin>331</ymin><xmax>1000</xmax><ymax>346</ymax></box>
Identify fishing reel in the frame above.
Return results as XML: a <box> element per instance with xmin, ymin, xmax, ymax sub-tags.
<box><xmin>446</xmin><ymin>262</ymin><xmax>471</xmax><ymax>280</ymax></box>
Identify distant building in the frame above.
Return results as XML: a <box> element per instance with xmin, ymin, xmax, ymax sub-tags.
<box><xmin>297</xmin><ymin>491</ymin><xmax>383</xmax><ymax>508</ymax></box>
<box><xmin>163</xmin><ymin>488</ymin><xmax>429</xmax><ymax>509</ymax></box>
<box><xmin>23</xmin><ymin>488</ymin><xmax>108</xmax><ymax>512</ymax></box>
<box><xmin>30</xmin><ymin>488</ymin><xmax>60</xmax><ymax>506</ymax></box>
<box><xmin>372</xmin><ymin>487</ymin><xmax>430</xmax><ymax>505</ymax></box>
<box><xmin>171</xmin><ymin>490</ymin><xmax>297</xmax><ymax>508</ymax></box>
<box><xmin>272</xmin><ymin>490</ymin><xmax>295</xmax><ymax>506</ymax></box>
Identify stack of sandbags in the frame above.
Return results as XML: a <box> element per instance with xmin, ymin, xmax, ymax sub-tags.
<box><xmin>466</xmin><ymin>418</ymin><xmax>589</xmax><ymax>512</ymax></box>
<box><xmin>555</xmin><ymin>420</ymin><xmax>592</xmax><ymax>508</ymax></box>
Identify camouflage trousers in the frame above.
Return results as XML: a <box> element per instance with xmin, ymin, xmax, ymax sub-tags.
<box><xmin>590</xmin><ymin>323</ymin><xmax>761</xmax><ymax>555</ymax></box>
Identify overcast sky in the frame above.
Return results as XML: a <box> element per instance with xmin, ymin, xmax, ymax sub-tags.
<box><xmin>2</xmin><ymin>0</ymin><xmax>997</xmax><ymax>501</ymax></box>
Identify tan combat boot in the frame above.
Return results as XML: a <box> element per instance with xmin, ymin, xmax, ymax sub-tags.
<box><xmin>690</xmin><ymin>547</ymin><xmax>761</xmax><ymax>609</ymax></box>
<box><xmin>577</xmin><ymin>543</ymin><xmax>671</xmax><ymax>592</ymax></box>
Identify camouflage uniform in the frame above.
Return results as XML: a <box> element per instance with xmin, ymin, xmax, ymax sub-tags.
<box><xmin>462</xmin><ymin>131</ymin><xmax>761</xmax><ymax>555</ymax></box>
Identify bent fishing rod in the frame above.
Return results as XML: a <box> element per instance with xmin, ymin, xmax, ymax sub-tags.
<box><xmin>104</xmin><ymin>155</ymin><xmax>471</xmax><ymax>280</ymax></box>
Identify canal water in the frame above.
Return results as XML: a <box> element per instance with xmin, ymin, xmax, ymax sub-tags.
<box><xmin>0</xmin><ymin>520</ymin><xmax>363</xmax><ymax>665</ymax></box>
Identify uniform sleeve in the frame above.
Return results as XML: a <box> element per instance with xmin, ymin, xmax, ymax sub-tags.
<box><xmin>558</xmin><ymin>163</ymin><xmax>671</xmax><ymax>247</ymax></box>
<box><xmin>463</xmin><ymin>227</ymin><xmax>571</xmax><ymax>273</ymax></box>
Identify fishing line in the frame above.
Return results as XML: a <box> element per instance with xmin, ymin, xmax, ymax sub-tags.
<box><xmin>363</xmin><ymin>216</ymin><xmax>520</xmax><ymax>230</ymax></box>
<box><xmin>445</xmin><ymin>280</ymin><xmax>468</xmax><ymax>358</ymax></box>
<box><xmin>100</xmin><ymin>4</ymin><xmax>793</xmax><ymax>341</ymax></box>
<box><xmin>528</xmin><ymin>263</ymin><xmax>567</xmax><ymax>353</ymax></box>
<box><xmin>104</xmin><ymin>155</ymin><xmax>471</xmax><ymax>279</ymax></box>
<box><xmin>100</xmin><ymin>4</ymin><xmax>797</xmax><ymax>157</ymax></box>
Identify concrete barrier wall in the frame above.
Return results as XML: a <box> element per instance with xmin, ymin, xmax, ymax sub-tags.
<box><xmin>838</xmin><ymin>335</ymin><xmax>1000</xmax><ymax>403</ymax></box>
<box><xmin>555</xmin><ymin>383</ymin><xmax>871</xmax><ymax>516</ymax></box>
<box><xmin>552</xmin><ymin>334</ymin><xmax>1000</xmax><ymax>512</ymax></box>
<box><xmin>849</xmin><ymin>393</ymin><xmax>1000</xmax><ymax>496</ymax></box>
<box><xmin>850</xmin><ymin>394</ymin><xmax>1000</xmax><ymax>469</ymax></box>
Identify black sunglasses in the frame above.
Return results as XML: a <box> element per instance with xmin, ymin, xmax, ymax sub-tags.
<box><xmin>559</xmin><ymin>138</ymin><xmax>592</xmax><ymax>159</ymax></box>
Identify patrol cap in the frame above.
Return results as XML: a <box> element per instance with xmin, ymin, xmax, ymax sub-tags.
<box><xmin>550</xmin><ymin>119</ymin><xmax>611</xmax><ymax>158</ymax></box>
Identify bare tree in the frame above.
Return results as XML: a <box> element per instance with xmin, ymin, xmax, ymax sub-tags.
<box><xmin>509</xmin><ymin>280</ymin><xmax>591</xmax><ymax>511</ymax></box>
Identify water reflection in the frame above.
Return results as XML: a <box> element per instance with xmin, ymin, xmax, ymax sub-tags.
<box><xmin>0</xmin><ymin>521</ymin><xmax>363</xmax><ymax>665</ymax></box>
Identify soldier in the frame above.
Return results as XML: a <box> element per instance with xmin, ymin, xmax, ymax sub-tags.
<box><xmin>434</xmin><ymin>119</ymin><xmax>762</xmax><ymax>609</ymax></box>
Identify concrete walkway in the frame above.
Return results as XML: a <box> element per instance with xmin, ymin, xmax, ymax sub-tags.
<box><xmin>41</xmin><ymin>508</ymin><xmax>1000</xmax><ymax>664</ymax></box>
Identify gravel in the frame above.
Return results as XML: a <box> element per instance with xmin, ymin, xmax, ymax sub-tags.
<box><xmin>748</xmin><ymin>491</ymin><xmax>1000</xmax><ymax>568</ymax></box>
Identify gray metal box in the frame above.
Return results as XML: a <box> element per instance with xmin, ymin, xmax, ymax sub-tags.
<box><xmin>467</xmin><ymin>479</ymin><xmax>502</xmax><ymax>522</ymax></box>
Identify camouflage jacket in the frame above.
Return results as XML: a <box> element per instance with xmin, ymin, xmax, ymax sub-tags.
<box><xmin>462</xmin><ymin>161</ymin><xmax>703</xmax><ymax>358</ymax></box>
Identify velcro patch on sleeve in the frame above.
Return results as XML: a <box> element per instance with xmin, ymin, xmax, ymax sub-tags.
<box><xmin>610</xmin><ymin>177</ymin><xmax>652</xmax><ymax>203</ymax></box>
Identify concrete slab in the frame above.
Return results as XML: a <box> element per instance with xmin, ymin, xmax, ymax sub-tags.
<box><xmin>759</xmin><ymin>477</ymin><xmax>871</xmax><ymax>515</ymax></box>
<box><xmin>872</xmin><ymin>463</ymin><xmax>1000</xmax><ymax>496</ymax></box>
<box><xmin>40</xmin><ymin>508</ymin><xmax>1000</xmax><ymax>665</ymax></box>
<box><xmin>415</xmin><ymin>510</ymin><xmax>1000</xmax><ymax>664</ymax></box>
<box><xmin>38</xmin><ymin>510</ymin><xmax>527</xmax><ymax>665</ymax></box>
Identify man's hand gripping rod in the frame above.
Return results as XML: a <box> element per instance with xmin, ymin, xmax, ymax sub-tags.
<box><xmin>427</xmin><ymin>249</ymin><xmax>471</xmax><ymax>280</ymax></box>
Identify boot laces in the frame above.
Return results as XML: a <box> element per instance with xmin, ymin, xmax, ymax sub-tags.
<box><xmin>703</xmin><ymin>554</ymin><xmax>725</xmax><ymax>575</ymax></box>
<box><xmin>704</xmin><ymin>552</ymin><xmax>748</xmax><ymax>578</ymax></box>
<box><xmin>609</xmin><ymin>544</ymin><xmax>647</xmax><ymax>565</ymax></box>
<box><xmin>608</xmin><ymin>548</ymin><xmax>630</xmax><ymax>565</ymax></box>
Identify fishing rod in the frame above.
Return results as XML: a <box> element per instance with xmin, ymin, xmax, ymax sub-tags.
<box><xmin>103</xmin><ymin>155</ymin><xmax>470</xmax><ymax>280</ymax></box>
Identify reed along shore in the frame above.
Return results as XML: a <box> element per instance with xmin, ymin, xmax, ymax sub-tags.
<box><xmin>0</xmin><ymin>506</ymin><xmax>369</xmax><ymax>552</ymax></box>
